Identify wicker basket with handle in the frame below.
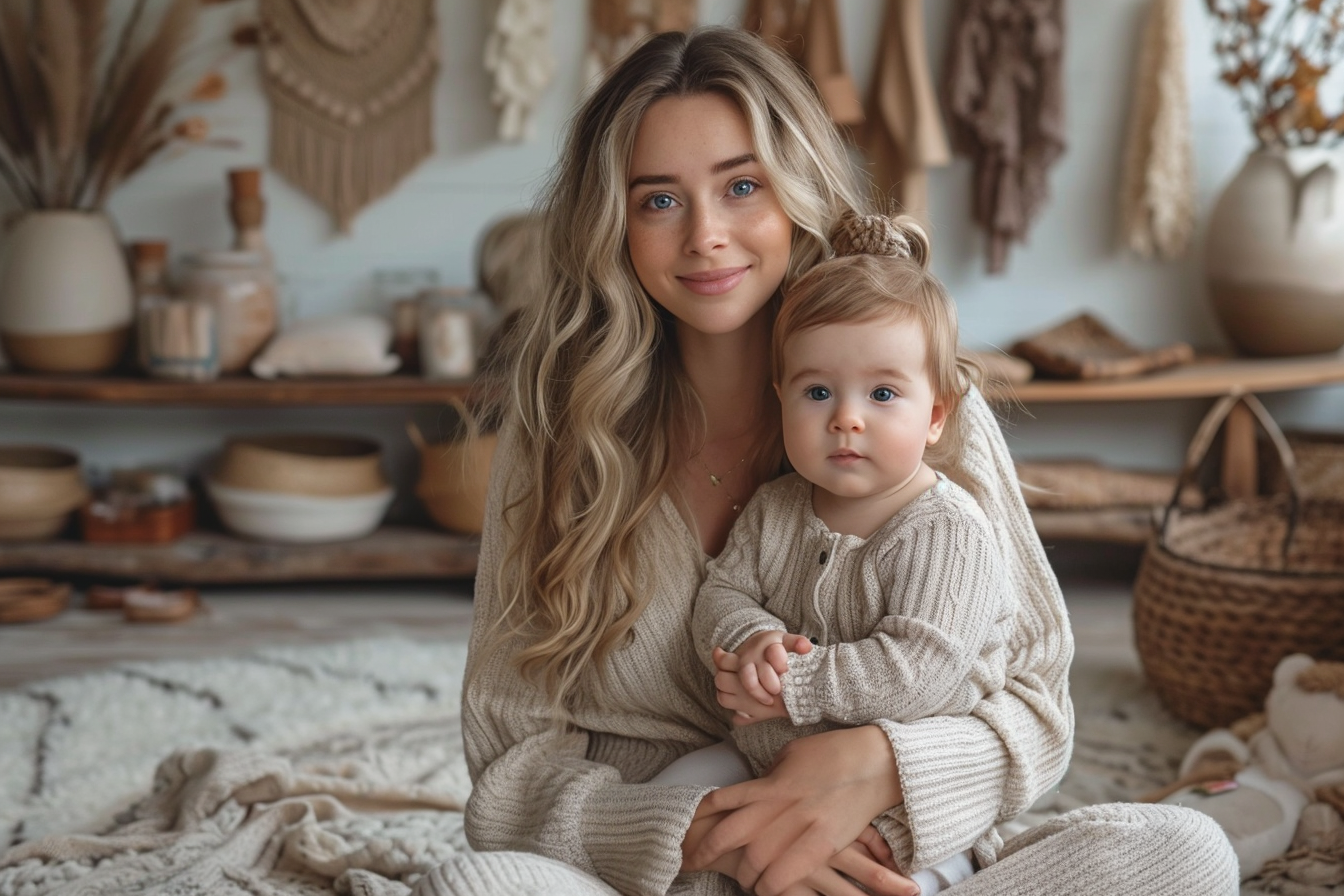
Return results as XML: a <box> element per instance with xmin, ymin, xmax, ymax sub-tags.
<box><xmin>1132</xmin><ymin>391</ymin><xmax>1344</xmax><ymax>729</ymax></box>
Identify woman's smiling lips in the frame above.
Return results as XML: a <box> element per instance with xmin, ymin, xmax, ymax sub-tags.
<box><xmin>677</xmin><ymin>267</ymin><xmax>749</xmax><ymax>295</ymax></box>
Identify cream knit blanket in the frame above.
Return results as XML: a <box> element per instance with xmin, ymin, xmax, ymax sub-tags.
<box><xmin>0</xmin><ymin>639</ymin><xmax>1274</xmax><ymax>893</ymax></box>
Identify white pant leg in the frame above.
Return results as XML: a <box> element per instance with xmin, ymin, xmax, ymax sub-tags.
<box><xmin>943</xmin><ymin>803</ymin><xmax>1238</xmax><ymax>895</ymax></box>
<box><xmin>910</xmin><ymin>849</ymin><xmax>975</xmax><ymax>895</ymax></box>
<box><xmin>649</xmin><ymin>741</ymin><xmax>754</xmax><ymax>787</ymax></box>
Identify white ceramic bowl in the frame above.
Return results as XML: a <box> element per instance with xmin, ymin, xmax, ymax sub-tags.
<box><xmin>205</xmin><ymin>479</ymin><xmax>393</xmax><ymax>543</ymax></box>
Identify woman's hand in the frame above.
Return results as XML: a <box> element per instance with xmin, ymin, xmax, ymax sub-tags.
<box><xmin>689</xmin><ymin>726</ymin><xmax>904</xmax><ymax>896</ymax></box>
<box><xmin>687</xmin><ymin>810</ymin><xmax>915</xmax><ymax>896</ymax></box>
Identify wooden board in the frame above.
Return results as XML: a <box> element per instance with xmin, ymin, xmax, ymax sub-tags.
<box><xmin>987</xmin><ymin>352</ymin><xmax>1344</xmax><ymax>403</ymax></box>
<box><xmin>0</xmin><ymin>526</ymin><xmax>479</xmax><ymax>584</ymax></box>
<box><xmin>0</xmin><ymin>373</ymin><xmax>472</xmax><ymax>407</ymax></box>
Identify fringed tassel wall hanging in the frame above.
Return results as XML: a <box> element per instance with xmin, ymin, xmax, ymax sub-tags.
<box><xmin>259</xmin><ymin>0</ymin><xmax>439</xmax><ymax>234</ymax></box>
<box><xmin>1119</xmin><ymin>0</ymin><xmax>1194</xmax><ymax>260</ymax></box>
<box><xmin>861</xmin><ymin>0</ymin><xmax>950</xmax><ymax>224</ymax></box>
<box><xmin>945</xmin><ymin>0</ymin><xmax>1067</xmax><ymax>274</ymax></box>
<box><xmin>485</xmin><ymin>0</ymin><xmax>556</xmax><ymax>142</ymax></box>
<box><xmin>585</xmin><ymin>0</ymin><xmax>697</xmax><ymax>88</ymax></box>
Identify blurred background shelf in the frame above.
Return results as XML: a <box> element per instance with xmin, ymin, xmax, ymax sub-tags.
<box><xmin>0</xmin><ymin>373</ymin><xmax>472</xmax><ymax>406</ymax></box>
<box><xmin>0</xmin><ymin>525</ymin><xmax>478</xmax><ymax>585</ymax></box>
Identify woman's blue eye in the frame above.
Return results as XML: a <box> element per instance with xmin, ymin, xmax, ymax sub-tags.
<box><xmin>806</xmin><ymin>386</ymin><xmax>831</xmax><ymax>401</ymax></box>
<box><xmin>730</xmin><ymin>179</ymin><xmax>756</xmax><ymax>198</ymax></box>
<box><xmin>871</xmin><ymin>387</ymin><xmax>895</xmax><ymax>402</ymax></box>
<box><xmin>648</xmin><ymin>193</ymin><xmax>675</xmax><ymax>210</ymax></box>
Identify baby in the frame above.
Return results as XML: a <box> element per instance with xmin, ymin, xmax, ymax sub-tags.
<box><xmin>668</xmin><ymin>212</ymin><xmax>1015</xmax><ymax>894</ymax></box>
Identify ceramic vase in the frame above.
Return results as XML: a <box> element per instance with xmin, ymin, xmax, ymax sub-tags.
<box><xmin>0</xmin><ymin>210</ymin><xmax>134</xmax><ymax>373</ymax></box>
<box><xmin>1205</xmin><ymin>147</ymin><xmax>1344</xmax><ymax>357</ymax></box>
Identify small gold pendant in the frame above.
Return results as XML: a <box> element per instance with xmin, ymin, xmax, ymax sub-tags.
<box><xmin>709</xmin><ymin>475</ymin><xmax>721</xmax><ymax>487</ymax></box>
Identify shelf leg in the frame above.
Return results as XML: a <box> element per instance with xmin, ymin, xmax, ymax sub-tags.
<box><xmin>1221</xmin><ymin>401</ymin><xmax>1259</xmax><ymax>500</ymax></box>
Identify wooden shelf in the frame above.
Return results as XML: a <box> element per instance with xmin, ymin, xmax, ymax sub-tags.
<box><xmin>0</xmin><ymin>525</ymin><xmax>478</xmax><ymax>584</ymax></box>
<box><xmin>0</xmin><ymin>373</ymin><xmax>471</xmax><ymax>407</ymax></box>
<box><xmin>985</xmin><ymin>352</ymin><xmax>1344</xmax><ymax>404</ymax></box>
<box><xmin>1030</xmin><ymin>506</ymin><xmax>1156</xmax><ymax>546</ymax></box>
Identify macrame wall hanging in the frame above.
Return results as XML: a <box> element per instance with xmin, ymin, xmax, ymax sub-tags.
<box><xmin>259</xmin><ymin>0</ymin><xmax>439</xmax><ymax>233</ymax></box>
<box><xmin>485</xmin><ymin>0</ymin><xmax>556</xmax><ymax>142</ymax></box>
<box><xmin>744</xmin><ymin>0</ymin><xmax>862</xmax><ymax>128</ymax></box>
<box><xmin>861</xmin><ymin>0</ymin><xmax>950</xmax><ymax>224</ymax></box>
<box><xmin>945</xmin><ymin>0</ymin><xmax>1067</xmax><ymax>274</ymax></box>
<box><xmin>586</xmin><ymin>0</ymin><xmax>697</xmax><ymax>87</ymax></box>
<box><xmin>1119</xmin><ymin>0</ymin><xmax>1194</xmax><ymax>260</ymax></box>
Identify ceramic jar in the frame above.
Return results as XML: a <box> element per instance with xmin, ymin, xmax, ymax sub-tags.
<box><xmin>1205</xmin><ymin>147</ymin><xmax>1344</xmax><ymax>357</ymax></box>
<box><xmin>0</xmin><ymin>210</ymin><xmax>134</xmax><ymax>373</ymax></box>
<box><xmin>179</xmin><ymin>249</ymin><xmax>278</xmax><ymax>374</ymax></box>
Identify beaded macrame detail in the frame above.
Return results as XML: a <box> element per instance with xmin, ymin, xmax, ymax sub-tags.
<box><xmin>259</xmin><ymin>0</ymin><xmax>439</xmax><ymax>232</ymax></box>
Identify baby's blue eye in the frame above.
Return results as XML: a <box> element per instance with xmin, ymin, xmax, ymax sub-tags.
<box><xmin>871</xmin><ymin>387</ymin><xmax>895</xmax><ymax>402</ymax></box>
<box><xmin>806</xmin><ymin>386</ymin><xmax>831</xmax><ymax>401</ymax></box>
<box><xmin>730</xmin><ymin>180</ymin><xmax>756</xmax><ymax>198</ymax></box>
<box><xmin>648</xmin><ymin>193</ymin><xmax>675</xmax><ymax>210</ymax></box>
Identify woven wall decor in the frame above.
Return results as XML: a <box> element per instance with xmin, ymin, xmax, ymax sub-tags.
<box><xmin>945</xmin><ymin>0</ymin><xmax>1066</xmax><ymax>274</ymax></box>
<box><xmin>259</xmin><ymin>0</ymin><xmax>439</xmax><ymax>233</ymax></box>
<box><xmin>861</xmin><ymin>0</ymin><xmax>950</xmax><ymax>223</ymax></box>
<box><xmin>744</xmin><ymin>0</ymin><xmax>862</xmax><ymax>128</ymax></box>
<box><xmin>485</xmin><ymin>0</ymin><xmax>556</xmax><ymax>142</ymax></box>
<box><xmin>1119</xmin><ymin>0</ymin><xmax>1194</xmax><ymax>260</ymax></box>
<box><xmin>585</xmin><ymin>0</ymin><xmax>697</xmax><ymax>87</ymax></box>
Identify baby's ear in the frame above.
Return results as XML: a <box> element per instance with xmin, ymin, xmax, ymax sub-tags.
<box><xmin>926</xmin><ymin>399</ymin><xmax>948</xmax><ymax>446</ymax></box>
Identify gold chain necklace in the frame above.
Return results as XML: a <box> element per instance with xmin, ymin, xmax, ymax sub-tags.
<box><xmin>693</xmin><ymin>453</ymin><xmax>749</xmax><ymax>513</ymax></box>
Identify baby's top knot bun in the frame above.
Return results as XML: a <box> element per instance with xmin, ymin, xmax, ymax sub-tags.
<box><xmin>830</xmin><ymin>210</ymin><xmax>931</xmax><ymax>270</ymax></box>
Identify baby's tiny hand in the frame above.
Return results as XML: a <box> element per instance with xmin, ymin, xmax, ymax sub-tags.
<box><xmin>712</xmin><ymin>647</ymin><xmax>791</xmax><ymax>725</ymax></box>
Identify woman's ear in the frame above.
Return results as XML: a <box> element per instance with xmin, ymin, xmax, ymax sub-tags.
<box><xmin>926</xmin><ymin>400</ymin><xmax>948</xmax><ymax>446</ymax></box>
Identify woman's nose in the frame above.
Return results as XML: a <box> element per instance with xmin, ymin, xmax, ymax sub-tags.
<box><xmin>684</xmin><ymin>203</ymin><xmax>728</xmax><ymax>255</ymax></box>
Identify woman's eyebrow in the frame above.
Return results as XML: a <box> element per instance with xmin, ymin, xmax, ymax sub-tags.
<box><xmin>628</xmin><ymin>153</ymin><xmax>758</xmax><ymax>190</ymax></box>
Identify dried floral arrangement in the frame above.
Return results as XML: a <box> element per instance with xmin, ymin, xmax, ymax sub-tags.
<box><xmin>1206</xmin><ymin>0</ymin><xmax>1344</xmax><ymax>147</ymax></box>
<box><xmin>0</xmin><ymin>0</ymin><xmax>243</xmax><ymax>212</ymax></box>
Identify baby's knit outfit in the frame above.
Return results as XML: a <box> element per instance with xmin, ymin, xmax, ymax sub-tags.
<box><xmin>692</xmin><ymin>471</ymin><xmax>1014</xmax><ymax>871</ymax></box>
<box><xmin>457</xmin><ymin>387</ymin><xmax>1240</xmax><ymax>896</ymax></box>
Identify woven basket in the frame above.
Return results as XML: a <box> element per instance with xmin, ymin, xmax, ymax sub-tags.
<box><xmin>1132</xmin><ymin>392</ymin><xmax>1344</xmax><ymax>729</ymax></box>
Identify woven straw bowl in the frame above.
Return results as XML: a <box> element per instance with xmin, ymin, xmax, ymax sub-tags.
<box><xmin>214</xmin><ymin>434</ymin><xmax>386</xmax><ymax>497</ymax></box>
<box><xmin>0</xmin><ymin>445</ymin><xmax>88</xmax><ymax>541</ymax></box>
<box><xmin>412</xmin><ymin>430</ymin><xmax>497</xmax><ymax>535</ymax></box>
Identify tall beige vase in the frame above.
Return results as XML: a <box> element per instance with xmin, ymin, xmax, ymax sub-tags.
<box><xmin>0</xmin><ymin>210</ymin><xmax>134</xmax><ymax>373</ymax></box>
<box><xmin>1205</xmin><ymin>148</ymin><xmax>1344</xmax><ymax>357</ymax></box>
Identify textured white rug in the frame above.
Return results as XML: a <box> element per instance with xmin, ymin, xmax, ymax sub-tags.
<box><xmin>0</xmin><ymin>636</ymin><xmax>1233</xmax><ymax>896</ymax></box>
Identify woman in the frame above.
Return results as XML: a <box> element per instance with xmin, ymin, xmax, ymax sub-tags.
<box><xmin>445</xmin><ymin>27</ymin><xmax>1236</xmax><ymax>896</ymax></box>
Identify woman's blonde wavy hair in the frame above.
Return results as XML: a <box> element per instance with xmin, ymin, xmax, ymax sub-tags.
<box><xmin>487</xmin><ymin>27</ymin><xmax>865</xmax><ymax>714</ymax></box>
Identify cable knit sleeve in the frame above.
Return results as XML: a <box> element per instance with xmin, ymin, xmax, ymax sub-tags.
<box><xmin>462</xmin><ymin>422</ymin><xmax>721</xmax><ymax>896</ymax></box>
<box><xmin>691</xmin><ymin>491</ymin><xmax>788</xmax><ymax>668</ymax></box>
<box><xmin>869</xmin><ymin>387</ymin><xmax>1076</xmax><ymax>874</ymax></box>
<box><xmin>780</xmin><ymin>500</ymin><xmax>1010</xmax><ymax>726</ymax></box>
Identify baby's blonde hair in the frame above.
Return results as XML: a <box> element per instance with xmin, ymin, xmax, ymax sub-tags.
<box><xmin>773</xmin><ymin>212</ymin><xmax>979</xmax><ymax>467</ymax></box>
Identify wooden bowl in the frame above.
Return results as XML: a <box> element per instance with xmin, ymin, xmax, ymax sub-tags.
<box><xmin>214</xmin><ymin>434</ymin><xmax>387</xmax><ymax>497</ymax></box>
<box><xmin>0</xmin><ymin>445</ymin><xmax>88</xmax><ymax>540</ymax></box>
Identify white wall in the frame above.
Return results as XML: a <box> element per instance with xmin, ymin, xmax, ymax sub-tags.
<box><xmin>3</xmin><ymin>0</ymin><xmax>1342</xmax><ymax>514</ymax></box>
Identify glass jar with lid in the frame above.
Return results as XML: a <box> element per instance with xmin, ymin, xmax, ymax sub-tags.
<box><xmin>179</xmin><ymin>249</ymin><xmax>278</xmax><ymax>375</ymax></box>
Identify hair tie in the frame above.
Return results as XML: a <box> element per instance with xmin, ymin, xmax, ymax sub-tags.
<box><xmin>830</xmin><ymin>210</ymin><xmax>927</xmax><ymax>263</ymax></box>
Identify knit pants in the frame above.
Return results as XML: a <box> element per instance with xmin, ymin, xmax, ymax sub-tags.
<box><xmin>412</xmin><ymin>802</ymin><xmax>1238</xmax><ymax>896</ymax></box>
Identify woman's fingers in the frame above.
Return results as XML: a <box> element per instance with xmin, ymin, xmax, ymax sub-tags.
<box><xmin>829</xmin><ymin>841</ymin><xmax>917</xmax><ymax>896</ymax></box>
<box><xmin>856</xmin><ymin>824</ymin><xmax>897</xmax><ymax>871</ymax></box>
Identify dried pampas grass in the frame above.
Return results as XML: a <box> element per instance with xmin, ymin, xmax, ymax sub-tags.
<box><xmin>0</xmin><ymin>0</ymin><xmax>240</xmax><ymax>211</ymax></box>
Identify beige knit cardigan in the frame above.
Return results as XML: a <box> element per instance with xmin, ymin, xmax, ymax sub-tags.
<box><xmin>461</xmin><ymin>387</ymin><xmax>1074</xmax><ymax>895</ymax></box>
